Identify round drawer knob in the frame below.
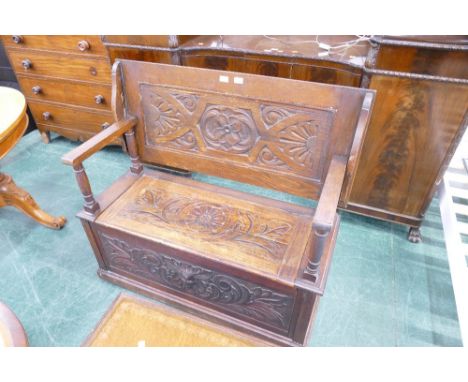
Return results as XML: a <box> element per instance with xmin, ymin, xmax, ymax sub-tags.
<box><xmin>42</xmin><ymin>112</ymin><xmax>51</xmax><ymax>121</ymax></box>
<box><xmin>12</xmin><ymin>35</ymin><xmax>23</xmax><ymax>44</ymax></box>
<box><xmin>94</xmin><ymin>95</ymin><xmax>105</xmax><ymax>104</ymax></box>
<box><xmin>22</xmin><ymin>59</ymin><xmax>32</xmax><ymax>70</ymax></box>
<box><xmin>77</xmin><ymin>40</ymin><xmax>90</xmax><ymax>52</ymax></box>
<box><xmin>101</xmin><ymin>122</ymin><xmax>110</xmax><ymax>130</ymax></box>
<box><xmin>32</xmin><ymin>86</ymin><xmax>42</xmax><ymax>95</ymax></box>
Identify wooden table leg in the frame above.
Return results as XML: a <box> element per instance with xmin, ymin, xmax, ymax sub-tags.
<box><xmin>40</xmin><ymin>130</ymin><xmax>51</xmax><ymax>144</ymax></box>
<box><xmin>0</xmin><ymin>172</ymin><xmax>66</xmax><ymax>230</ymax></box>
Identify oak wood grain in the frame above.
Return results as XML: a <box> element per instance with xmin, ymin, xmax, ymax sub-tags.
<box><xmin>27</xmin><ymin>100</ymin><xmax>112</xmax><ymax>134</ymax></box>
<box><xmin>7</xmin><ymin>49</ymin><xmax>111</xmax><ymax>83</ymax></box>
<box><xmin>2</xmin><ymin>35</ymin><xmax>107</xmax><ymax>55</ymax></box>
<box><xmin>17</xmin><ymin>75</ymin><xmax>112</xmax><ymax>111</ymax></box>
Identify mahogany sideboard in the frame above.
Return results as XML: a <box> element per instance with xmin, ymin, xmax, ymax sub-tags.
<box><xmin>2</xmin><ymin>35</ymin><xmax>467</xmax><ymax>241</ymax></box>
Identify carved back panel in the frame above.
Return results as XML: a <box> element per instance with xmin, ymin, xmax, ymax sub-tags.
<box><xmin>119</xmin><ymin>60</ymin><xmax>370</xmax><ymax>200</ymax></box>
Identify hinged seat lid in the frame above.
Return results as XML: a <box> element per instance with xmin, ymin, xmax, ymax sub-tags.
<box><xmin>97</xmin><ymin>170</ymin><xmax>317</xmax><ymax>286</ymax></box>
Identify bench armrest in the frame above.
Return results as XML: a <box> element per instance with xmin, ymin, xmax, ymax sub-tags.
<box><xmin>299</xmin><ymin>155</ymin><xmax>347</xmax><ymax>285</ymax></box>
<box><xmin>61</xmin><ymin>116</ymin><xmax>137</xmax><ymax>167</ymax></box>
<box><xmin>312</xmin><ymin>155</ymin><xmax>347</xmax><ymax>233</ymax></box>
<box><xmin>61</xmin><ymin>116</ymin><xmax>138</xmax><ymax>217</ymax></box>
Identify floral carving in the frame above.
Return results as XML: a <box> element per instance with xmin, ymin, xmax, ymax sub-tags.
<box><xmin>171</xmin><ymin>92</ymin><xmax>199</xmax><ymax>113</ymax></box>
<box><xmin>99</xmin><ymin>233</ymin><xmax>294</xmax><ymax>330</ymax></box>
<box><xmin>255</xmin><ymin>146</ymin><xmax>291</xmax><ymax>171</ymax></box>
<box><xmin>260</xmin><ymin>105</ymin><xmax>298</xmax><ymax>128</ymax></box>
<box><xmin>140</xmin><ymin>86</ymin><xmax>187</xmax><ymax>147</ymax></box>
<box><xmin>199</xmin><ymin>105</ymin><xmax>258</xmax><ymax>154</ymax></box>
<box><xmin>165</xmin><ymin>131</ymin><xmax>199</xmax><ymax>152</ymax></box>
<box><xmin>279</xmin><ymin>120</ymin><xmax>320</xmax><ymax>167</ymax></box>
<box><xmin>182</xmin><ymin>203</ymin><xmax>228</xmax><ymax>233</ymax></box>
<box><xmin>120</xmin><ymin>189</ymin><xmax>292</xmax><ymax>260</ymax></box>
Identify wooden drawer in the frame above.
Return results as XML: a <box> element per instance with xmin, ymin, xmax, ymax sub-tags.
<box><xmin>27</xmin><ymin>101</ymin><xmax>112</xmax><ymax>133</ymax></box>
<box><xmin>2</xmin><ymin>35</ymin><xmax>106</xmax><ymax>55</ymax></box>
<box><xmin>17</xmin><ymin>76</ymin><xmax>111</xmax><ymax>111</ymax></box>
<box><xmin>7</xmin><ymin>49</ymin><xmax>111</xmax><ymax>83</ymax></box>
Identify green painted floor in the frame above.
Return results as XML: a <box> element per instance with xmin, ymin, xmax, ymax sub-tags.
<box><xmin>0</xmin><ymin>130</ymin><xmax>462</xmax><ymax>346</ymax></box>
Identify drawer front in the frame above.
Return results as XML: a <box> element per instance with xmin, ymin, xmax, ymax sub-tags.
<box><xmin>28</xmin><ymin>101</ymin><xmax>112</xmax><ymax>133</ymax></box>
<box><xmin>17</xmin><ymin>76</ymin><xmax>111</xmax><ymax>111</ymax></box>
<box><xmin>2</xmin><ymin>35</ymin><xmax>106</xmax><ymax>55</ymax></box>
<box><xmin>95</xmin><ymin>228</ymin><xmax>295</xmax><ymax>334</ymax></box>
<box><xmin>8</xmin><ymin>50</ymin><xmax>111</xmax><ymax>83</ymax></box>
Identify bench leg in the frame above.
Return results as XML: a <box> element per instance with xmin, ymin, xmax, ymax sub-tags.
<box><xmin>0</xmin><ymin>173</ymin><xmax>66</xmax><ymax>230</ymax></box>
<box><xmin>408</xmin><ymin>226</ymin><xmax>422</xmax><ymax>243</ymax></box>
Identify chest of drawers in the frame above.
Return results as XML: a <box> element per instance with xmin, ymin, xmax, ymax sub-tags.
<box><xmin>1</xmin><ymin>35</ymin><xmax>114</xmax><ymax>144</ymax></box>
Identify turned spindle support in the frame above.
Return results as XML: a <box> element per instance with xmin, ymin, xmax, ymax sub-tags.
<box><xmin>72</xmin><ymin>163</ymin><xmax>100</xmax><ymax>215</ymax></box>
<box><xmin>304</xmin><ymin>223</ymin><xmax>331</xmax><ymax>282</ymax></box>
<box><xmin>124</xmin><ymin>128</ymin><xmax>143</xmax><ymax>175</ymax></box>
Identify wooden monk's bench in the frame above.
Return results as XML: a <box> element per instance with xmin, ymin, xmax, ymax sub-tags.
<box><xmin>62</xmin><ymin>60</ymin><xmax>374</xmax><ymax>346</ymax></box>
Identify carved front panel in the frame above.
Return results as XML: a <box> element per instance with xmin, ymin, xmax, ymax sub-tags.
<box><xmin>140</xmin><ymin>83</ymin><xmax>335</xmax><ymax>182</ymax></box>
<box><xmin>98</xmin><ymin>232</ymin><xmax>294</xmax><ymax>332</ymax></box>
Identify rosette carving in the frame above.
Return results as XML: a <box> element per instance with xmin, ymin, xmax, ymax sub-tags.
<box><xmin>279</xmin><ymin>120</ymin><xmax>320</xmax><ymax>167</ymax></box>
<box><xmin>199</xmin><ymin>105</ymin><xmax>258</xmax><ymax>154</ymax></box>
<box><xmin>120</xmin><ymin>189</ymin><xmax>292</xmax><ymax>260</ymax></box>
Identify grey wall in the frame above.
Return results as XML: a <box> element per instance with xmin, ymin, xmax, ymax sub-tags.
<box><xmin>0</xmin><ymin>39</ymin><xmax>17</xmax><ymax>83</ymax></box>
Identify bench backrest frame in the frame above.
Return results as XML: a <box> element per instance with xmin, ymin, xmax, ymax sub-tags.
<box><xmin>115</xmin><ymin>59</ymin><xmax>373</xmax><ymax>202</ymax></box>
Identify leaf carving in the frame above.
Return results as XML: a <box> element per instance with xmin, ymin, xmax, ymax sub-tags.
<box><xmin>99</xmin><ymin>233</ymin><xmax>294</xmax><ymax>330</ymax></box>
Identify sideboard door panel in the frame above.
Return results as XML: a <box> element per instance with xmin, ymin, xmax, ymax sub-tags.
<box><xmin>349</xmin><ymin>75</ymin><xmax>468</xmax><ymax>220</ymax></box>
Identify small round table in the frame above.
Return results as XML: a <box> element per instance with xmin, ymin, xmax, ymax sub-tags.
<box><xmin>0</xmin><ymin>301</ymin><xmax>28</xmax><ymax>347</ymax></box>
<box><xmin>0</xmin><ymin>86</ymin><xmax>66</xmax><ymax>229</ymax></box>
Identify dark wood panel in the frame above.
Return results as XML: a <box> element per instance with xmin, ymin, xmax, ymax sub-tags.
<box><xmin>349</xmin><ymin>76</ymin><xmax>468</xmax><ymax>218</ymax></box>
<box><xmin>106</xmin><ymin>48</ymin><xmax>173</xmax><ymax>65</ymax></box>
<box><xmin>375</xmin><ymin>45</ymin><xmax>468</xmax><ymax>79</ymax></box>
<box><xmin>182</xmin><ymin>52</ymin><xmax>362</xmax><ymax>86</ymax></box>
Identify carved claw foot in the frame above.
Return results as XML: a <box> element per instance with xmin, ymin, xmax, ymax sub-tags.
<box><xmin>0</xmin><ymin>173</ymin><xmax>66</xmax><ymax>230</ymax></box>
<box><xmin>408</xmin><ymin>227</ymin><xmax>422</xmax><ymax>243</ymax></box>
<box><xmin>40</xmin><ymin>131</ymin><xmax>51</xmax><ymax>144</ymax></box>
